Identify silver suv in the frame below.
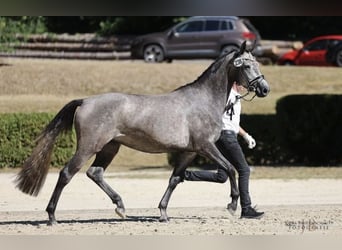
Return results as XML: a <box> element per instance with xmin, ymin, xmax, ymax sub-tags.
<box><xmin>131</xmin><ymin>16</ymin><xmax>261</xmax><ymax>62</ymax></box>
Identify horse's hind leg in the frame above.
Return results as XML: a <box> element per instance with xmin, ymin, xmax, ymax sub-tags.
<box><xmin>227</xmin><ymin>167</ymin><xmax>239</xmax><ymax>214</ymax></box>
<box><xmin>158</xmin><ymin>152</ymin><xmax>196</xmax><ymax>222</ymax></box>
<box><xmin>86</xmin><ymin>141</ymin><xmax>126</xmax><ymax>218</ymax></box>
<box><xmin>46</xmin><ymin>150</ymin><xmax>93</xmax><ymax>225</ymax></box>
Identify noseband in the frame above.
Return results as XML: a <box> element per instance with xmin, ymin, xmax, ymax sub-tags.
<box><xmin>233</xmin><ymin>56</ymin><xmax>265</xmax><ymax>101</ymax></box>
<box><xmin>247</xmin><ymin>74</ymin><xmax>265</xmax><ymax>92</ymax></box>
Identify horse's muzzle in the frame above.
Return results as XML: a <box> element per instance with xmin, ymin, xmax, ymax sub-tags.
<box><xmin>255</xmin><ymin>78</ymin><xmax>270</xmax><ymax>97</ymax></box>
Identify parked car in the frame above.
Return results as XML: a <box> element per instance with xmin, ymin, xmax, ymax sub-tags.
<box><xmin>130</xmin><ymin>16</ymin><xmax>261</xmax><ymax>63</ymax></box>
<box><xmin>277</xmin><ymin>35</ymin><xmax>342</xmax><ymax>66</ymax></box>
<box><xmin>326</xmin><ymin>40</ymin><xmax>342</xmax><ymax>66</ymax></box>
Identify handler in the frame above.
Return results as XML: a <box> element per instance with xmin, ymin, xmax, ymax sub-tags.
<box><xmin>184</xmin><ymin>82</ymin><xmax>264</xmax><ymax>219</ymax></box>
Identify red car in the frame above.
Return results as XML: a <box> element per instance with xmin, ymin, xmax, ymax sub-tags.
<box><xmin>277</xmin><ymin>35</ymin><xmax>342</xmax><ymax>66</ymax></box>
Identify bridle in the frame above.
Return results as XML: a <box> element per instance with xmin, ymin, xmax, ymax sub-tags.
<box><xmin>224</xmin><ymin>55</ymin><xmax>263</xmax><ymax>113</ymax></box>
<box><xmin>233</xmin><ymin>56</ymin><xmax>265</xmax><ymax>101</ymax></box>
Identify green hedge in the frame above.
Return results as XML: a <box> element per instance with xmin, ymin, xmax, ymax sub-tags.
<box><xmin>0</xmin><ymin>113</ymin><xmax>75</xmax><ymax>168</ymax></box>
<box><xmin>168</xmin><ymin>94</ymin><xmax>342</xmax><ymax>167</ymax></box>
<box><xmin>168</xmin><ymin>114</ymin><xmax>283</xmax><ymax>168</ymax></box>
<box><xmin>1</xmin><ymin>94</ymin><xmax>341</xmax><ymax>168</ymax></box>
<box><xmin>276</xmin><ymin>94</ymin><xmax>342</xmax><ymax>165</ymax></box>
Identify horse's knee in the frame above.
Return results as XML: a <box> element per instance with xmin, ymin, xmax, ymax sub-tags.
<box><xmin>86</xmin><ymin>167</ymin><xmax>103</xmax><ymax>182</ymax></box>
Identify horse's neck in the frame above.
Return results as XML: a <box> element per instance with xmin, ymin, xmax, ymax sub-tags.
<box><xmin>174</xmin><ymin>58</ymin><xmax>232</xmax><ymax>112</ymax></box>
<box><xmin>197</xmin><ymin>65</ymin><xmax>232</xmax><ymax>112</ymax></box>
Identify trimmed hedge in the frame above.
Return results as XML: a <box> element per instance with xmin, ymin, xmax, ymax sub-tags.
<box><xmin>0</xmin><ymin>113</ymin><xmax>75</xmax><ymax>168</ymax></box>
<box><xmin>168</xmin><ymin>94</ymin><xmax>342</xmax><ymax>167</ymax></box>
<box><xmin>276</xmin><ymin>94</ymin><xmax>342</xmax><ymax>165</ymax></box>
<box><xmin>1</xmin><ymin>94</ymin><xmax>341</xmax><ymax>168</ymax></box>
<box><xmin>168</xmin><ymin>114</ymin><xmax>282</xmax><ymax>168</ymax></box>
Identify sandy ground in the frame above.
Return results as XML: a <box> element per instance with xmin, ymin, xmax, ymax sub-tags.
<box><xmin>0</xmin><ymin>171</ymin><xmax>342</xmax><ymax>235</ymax></box>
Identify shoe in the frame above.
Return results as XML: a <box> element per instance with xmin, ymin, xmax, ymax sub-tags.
<box><xmin>240</xmin><ymin>206</ymin><xmax>264</xmax><ymax>219</ymax></box>
<box><xmin>184</xmin><ymin>170</ymin><xmax>190</xmax><ymax>180</ymax></box>
<box><xmin>178</xmin><ymin>170</ymin><xmax>188</xmax><ymax>182</ymax></box>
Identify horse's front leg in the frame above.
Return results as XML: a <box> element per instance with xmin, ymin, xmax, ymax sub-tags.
<box><xmin>227</xmin><ymin>167</ymin><xmax>239</xmax><ymax>214</ymax></box>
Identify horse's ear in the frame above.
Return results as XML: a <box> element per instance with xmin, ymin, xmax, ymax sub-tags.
<box><xmin>239</xmin><ymin>41</ymin><xmax>247</xmax><ymax>55</ymax></box>
<box><xmin>250</xmin><ymin>40</ymin><xmax>257</xmax><ymax>52</ymax></box>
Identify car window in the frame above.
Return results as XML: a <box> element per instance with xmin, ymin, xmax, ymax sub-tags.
<box><xmin>220</xmin><ymin>21</ymin><xmax>233</xmax><ymax>30</ymax></box>
<box><xmin>205</xmin><ymin>20</ymin><xmax>220</xmax><ymax>31</ymax></box>
<box><xmin>328</xmin><ymin>39</ymin><xmax>342</xmax><ymax>48</ymax></box>
<box><xmin>176</xmin><ymin>21</ymin><xmax>204</xmax><ymax>33</ymax></box>
<box><xmin>305</xmin><ymin>40</ymin><xmax>328</xmax><ymax>51</ymax></box>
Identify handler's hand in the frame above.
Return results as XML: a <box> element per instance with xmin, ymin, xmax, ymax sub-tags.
<box><xmin>243</xmin><ymin>133</ymin><xmax>256</xmax><ymax>149</ymax></box>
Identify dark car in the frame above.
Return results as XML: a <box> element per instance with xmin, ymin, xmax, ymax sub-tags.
<box><xmin>277</xmin><ymin>35</ymin><xmax>342</xmax><ymax>66</ymax></box>
<box><xmin>131</xmin><ymin>16</ymin><xmax>261</xmax><ymax>63</ymax></box>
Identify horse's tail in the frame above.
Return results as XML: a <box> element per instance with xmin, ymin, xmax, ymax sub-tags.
<box><xmin>15</xmin><ymin>99</ymin><xmax>83</xmax><ymax>196</ymax></box>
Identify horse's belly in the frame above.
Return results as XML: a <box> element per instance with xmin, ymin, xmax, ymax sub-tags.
<box><xmin>114</xmin><ymin>135</ymin><xmax>170</xmax><ymax>153</ymax></box>
<box><xmin>114</xmin><ymin>131</ymin><xmax>190</xmax><ymax>153</ymax></box>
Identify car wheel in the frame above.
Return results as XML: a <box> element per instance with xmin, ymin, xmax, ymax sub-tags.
<box><xmin>143</xmin><ymin>44</ymin><xmax>164</xmax><ymax>63</ymax></box>
<box><xmin>220</xmin><ymin>45</ymin><xmax>239</xmax><ymax>57</ymax></box>
<box><xmin>335</xmin><ymin>50</ymin><xmax>342</xmax><ymax>67</ymax></box>
<box><xmin>283</xmin><ymin>60</ymin><xmax>295</xmax><ymax>66</ymax></box>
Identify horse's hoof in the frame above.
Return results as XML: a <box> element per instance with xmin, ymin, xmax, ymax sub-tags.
<box><xmin>159</xmin><ymin>216</ymin><xmax>169</xmax><ymax>223</ymax></box>
<box><xmin>227</xmin><ymin>203</ymin><xmax>237</xmax><ymax>215</ymax></box>
<box><xmin>115</xmin><ymin>207</ymin><xmax>126</xmax><ymax>219</ymax></box>
<box><xmin>47</xmin><ymin>220</ymin><xmax>58</xmax><ymax>226</ymax></box>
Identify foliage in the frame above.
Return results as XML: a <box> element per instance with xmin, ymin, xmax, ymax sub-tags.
<box><xmin>247</xmin><ymin>16</ymin><xmax>342</xmax><ymax>41</ymax></box>
<box><xmin>0</xmin><ymin>113</ymin><xmax>75</xmax><ymax>168</ymax></box>
<box><xmin>1</xmin><ymin>95</ymin><xmax>341</xmax><ymax>168</ymax></box>
<box><xmin>42</xmin><ymin>16</ymin><xmax>342</xmax><ymax>40</ymax></box>
<box><xmin>0</xmin><ymin>16</ymin><xmax>46</xmax><ymax>51</ymax></box>
<box><xmin>43</xmin><ymin>16</ymin><xmax>103</xmax><ymax>34</ymax></box>
<box><xmin>2</xmin><ymin>16</ymin><xmax>342</xmax><ymax>44</ymax></box>
<box><xmin>168</xmin><ymin>114</ymin><xmax>284</xmax><ymax>168</ymax></box>
<box><xmin>42</xmin><ymin>17</ymin><xmax>179</xmax><ymax>35</ymax></box>
<box><xmin>168</xmin><ymin>95</ymin><xmax>342</xmax><ymax>167</ymax></box>
<box><xmin>97</xmin><ymin>17</ymin><xmax>180</xmax><ymax>36</ymax></box>
<box><xmin>276</xmin><ymin>94</ymin><xmax>342</xmax><ymax>165</ymax></box>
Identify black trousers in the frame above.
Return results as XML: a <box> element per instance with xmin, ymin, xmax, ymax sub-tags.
<box><xmin>185</xmin><ymin>130</ymin><xmax>252</xmax><ymax>208</ymax></box>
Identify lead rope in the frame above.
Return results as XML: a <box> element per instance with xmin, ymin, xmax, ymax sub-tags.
<box><xmin>224</xmin><ymin>89</ymin><xmax>256</xmax><ymax>115</ymax></box>
<box><xmin>240</xmin><ymin>90</ymin><xmax>257</xmax><ymax>102</ymax></box>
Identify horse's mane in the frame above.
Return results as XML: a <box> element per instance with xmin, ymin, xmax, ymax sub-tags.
<box><xmin>172</xmin><ymin>51</ymin><xmax>236</xmax><ymax>92</ymax></box>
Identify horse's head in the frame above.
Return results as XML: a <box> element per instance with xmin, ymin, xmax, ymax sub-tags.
<box><xmin>229</xmin><ymin>41</ymin><xmax>270</xmax><ymax>98</ymax></box>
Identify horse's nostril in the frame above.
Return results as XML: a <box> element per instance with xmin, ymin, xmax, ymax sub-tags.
<box><xmin>256</xmin><ymin>85</ymin><xmax>270</xmax><ymax>98</ymax></box>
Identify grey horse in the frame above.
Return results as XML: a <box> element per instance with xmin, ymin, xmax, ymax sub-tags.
<box><xmin>15</xmin><ymin>41</ymin><xmax>270</xmax><ymax>225</ymax></box>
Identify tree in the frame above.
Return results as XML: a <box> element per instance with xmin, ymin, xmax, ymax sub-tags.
<box><xmin>0</xmin><ymin>16</ymin><xmax>46</xmax><ymax>51</ymax></box>
<box><xmin>247</xmin><ymin>16</ymin><xmax>342</xmax><ymax>41</ymax></box>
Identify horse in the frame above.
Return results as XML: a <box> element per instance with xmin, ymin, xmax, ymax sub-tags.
<box><xmin>15</xmin><ymin>41</ymin><xmax>270</xmax><ymax>225</ymax></box>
